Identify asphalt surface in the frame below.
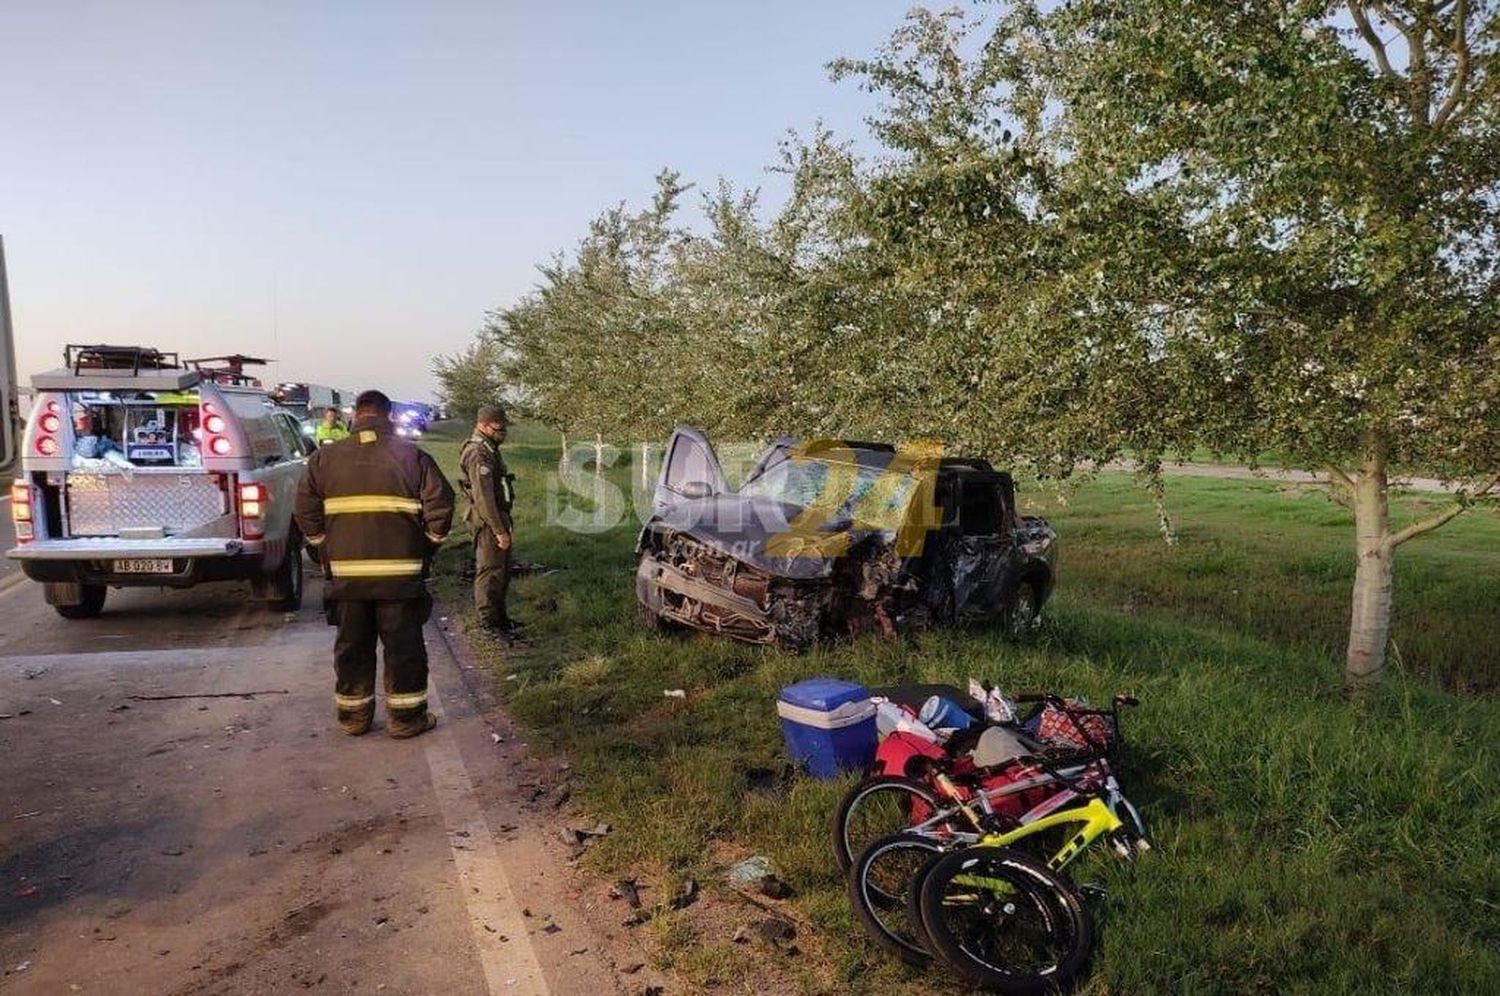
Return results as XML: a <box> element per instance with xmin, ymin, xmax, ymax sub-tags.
<box><xmin>0</xmin><ymin>566</ymin><xmax>643</xmax><ymax>995</ymax></box>
<box><xmin>0</xmin><ymin>495</ymin><xmax>16</xmax><ymax>578</ymax></box>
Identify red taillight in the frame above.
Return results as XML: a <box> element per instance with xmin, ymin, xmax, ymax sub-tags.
<box><xmin>200</xmin><ymin>401</ymin><xmax>232</xmax><ymax>457</ymax></box>
<box><xmin>33</xmin><ymin>394</ymin><xmax>63</xmax><ymax>458</ymax></box>
<box><xmin>11</xmin><ymin>482</ymin><xmax>34</xmax><ymax>543</ymax></box>
<box><xmin>239</xmin><ymin>482</ymin><xmax>267</xmax><ymax>539</ymax></box>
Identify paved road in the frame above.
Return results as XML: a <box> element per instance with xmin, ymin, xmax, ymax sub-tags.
<box><xmin>0</xmin><ymin>568</ymin><xmax>645</xmax><ymax>995</ymax></box>
<box><xmin>0</xmin><ymin>494</ymin><xmax>16</xmax><ymax>578</ymax></box>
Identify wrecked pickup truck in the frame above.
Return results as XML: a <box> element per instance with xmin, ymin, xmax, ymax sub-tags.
<box><xmin>634</xmin><ymin>426</ymin><xmax>1057</xmax><ymax>649</ymax></box>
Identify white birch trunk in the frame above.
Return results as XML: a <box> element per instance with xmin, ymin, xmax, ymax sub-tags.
<box><xmin>1345</xmin><ymin>450</ymin><xmax>1393</xmax><ymax>699</ymax></box>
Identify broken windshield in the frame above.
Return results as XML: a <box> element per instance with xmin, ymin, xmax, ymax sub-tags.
<box><xmin>738</xmin><ymin>457</ymin><xmax>919</xmax><ymax>532</ymax></box>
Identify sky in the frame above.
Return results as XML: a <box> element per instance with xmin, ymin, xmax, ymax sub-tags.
<box><xmin>1</xmin><ymin>0</ymin><xmax>912</xmax><ymax>401</ymax></box>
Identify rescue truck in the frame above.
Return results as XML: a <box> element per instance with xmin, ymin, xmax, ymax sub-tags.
<box><xmin>6</xmin><ymin>345</ymin><xmax>311</xmax><ymax>618</ymax></box>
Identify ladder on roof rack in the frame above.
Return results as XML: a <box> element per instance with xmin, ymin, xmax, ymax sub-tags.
<box><xmin>66</xmin><ymin>344</ymin><xmax>181</xmax><ymax>375</ymax></box>
<box><xmin>185</xmin><ymin>354</ymin><xmax>271</xmax><ymax>388</ymax></box>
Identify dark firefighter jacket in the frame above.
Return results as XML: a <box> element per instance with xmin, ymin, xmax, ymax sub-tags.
<box><xmin>458</xmin><ymin>432</ymin><xmax>513</xmax><ymax>534</ymax></box>
<box><xmin>294</xmin><ymin>416</ymin><xmax>455</xmax><ymax>600</ymax></box>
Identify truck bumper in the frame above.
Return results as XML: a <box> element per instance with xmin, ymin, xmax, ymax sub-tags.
<box><xmin>7</xmin><ymin>538</ymin><xmax>256</xmax><ymax>588</ymax></box>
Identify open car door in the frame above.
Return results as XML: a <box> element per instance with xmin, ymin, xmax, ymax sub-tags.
<box><xmin>653</xmin><ymin>425</ymin><xmax>729</xmax><ymax>515</ymax></box>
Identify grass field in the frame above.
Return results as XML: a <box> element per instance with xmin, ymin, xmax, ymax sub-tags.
<box><xmin>425</xmin><ymin>423</ymin><xmax>1500</xmax><ymax>995</ymax></box>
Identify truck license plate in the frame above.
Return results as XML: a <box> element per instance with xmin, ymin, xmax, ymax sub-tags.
<box><xmin>115</xmin><ymin>559</ymin><xmax>175</xmax><ymax>574</ymax></box>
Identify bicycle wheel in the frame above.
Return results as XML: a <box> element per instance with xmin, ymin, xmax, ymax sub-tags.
<box><xmin>917</xmin><ymin>846</ymin><xmax>1094</xmax><ymax>995</ymax></box>
<box><xmin>831</xmin><ymin>776</ymin><xmax>946</xmax><ymax>873</ymax></box>
<box><xmin>847</xmin><ymin>832</ymin><xmax>944</xmax><ymax>967</ymax></box>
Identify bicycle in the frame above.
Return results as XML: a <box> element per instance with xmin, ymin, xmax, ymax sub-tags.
<box><xmin>846</xmin><ymin>694</ymin><xmax>1149</xmax><ymax>989</ymax></box>
<box><xmin>833</xmin><ymin>692</ymin><xmax>1141</xmax><ymax>872</ymax></box>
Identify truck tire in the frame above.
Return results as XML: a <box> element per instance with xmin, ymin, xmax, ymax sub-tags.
<box><xmin>1002</xmin><ymin>580</ymin><xmax>1042</xmax><ymax>636</ymax></box>
<box><xmin>259</xmin><ymin>532</ymin><xmax>305</xmax><ymax>612</ymax></box>
<box><xmin>53</xmin><ymin>583</ymin><xmax>107</xmax><ymax>620</ymax></box>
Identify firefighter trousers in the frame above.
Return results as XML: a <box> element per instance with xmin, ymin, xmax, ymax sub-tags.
<box><xmin>332</xmin><ymin>595</ymin><xmax>433</xmax><ymax>735</ymax></box>
<box><xmin>473</xmin><ymin>524</ymin><xmax>511</xmax><ymax>627</ymax></box>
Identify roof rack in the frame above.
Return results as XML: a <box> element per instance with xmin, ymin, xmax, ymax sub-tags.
<box><xmin>66</xmin><ymin>344</ymin><xmax>181</xmax><ymax>375</ymax></box>
<box><xmin>185</xmin><ymin>354</ymin><xmax>270</xmax><ymax>388</ymax></box>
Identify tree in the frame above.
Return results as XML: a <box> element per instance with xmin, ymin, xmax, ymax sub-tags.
<box><xmin>835</xmin><ymin>1</ymin><xmax>1500</xmax><ymax>696</ymax></box>
<box><xmin>431</xmin><ymin>340</ymin><xmax>505</xmax><ymax>423</ymax></box>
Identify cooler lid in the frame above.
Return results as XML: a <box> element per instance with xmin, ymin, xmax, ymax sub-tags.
<box><xmin>779</xmin><ymin>677</ymin><xmax>869</xmax><ymax>712</ymax></box>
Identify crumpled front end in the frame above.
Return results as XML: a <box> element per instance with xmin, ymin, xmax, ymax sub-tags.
<box><xmin>636</xmin><ymin>525</ymin><xmax>938</xmax><ymax>650</ymax></box>
<box><xmin>636</xmin><ymin>528</ymin><xmax>830</xmax><ymax>649</ymax></box>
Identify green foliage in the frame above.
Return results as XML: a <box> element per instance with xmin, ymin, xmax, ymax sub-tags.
<box><xmin>469</xmin><ymin>1</ymin><xmax>1499</xmax><ymax>686</ymax></box>
<box><xmin>431</xmin><ymin>339</ymin><xmax>505</xmax><ymax>423</ymax></box>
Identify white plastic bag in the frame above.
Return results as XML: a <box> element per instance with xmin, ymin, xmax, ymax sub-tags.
<box><xmin>969</xmin><ymin>678</ymin><xmax>1018</xmax><ymax>724</ymax></box>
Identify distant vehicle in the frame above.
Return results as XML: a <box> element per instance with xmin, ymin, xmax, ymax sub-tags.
<box><xmin>636</xmin><ymin>426</ymin><xmax>1058</xmax><ymax>649</ymax></box>
<box><xmin>269</xmin><ymin>381</ymin><xmax>339</xmax><ymax>419</ymax></box>
<box><xmin>392</xmin><ymin>401</ymin><xmax>429</xmax><ymax>439</ymax></box>
<box><xmin>7</xmin><ymin>345</ymin><xmax>312</xmax><ymax>618</ymax></box>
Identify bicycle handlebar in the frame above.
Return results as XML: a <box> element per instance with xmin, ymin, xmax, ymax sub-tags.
<box><xmin>1013</xmin><ymin>691</ymin><xmax>1139</xmax><ymax>708</ymax></box>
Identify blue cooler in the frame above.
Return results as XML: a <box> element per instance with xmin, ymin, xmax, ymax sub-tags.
<box><xmin>777</xmin><ymin>677</ymin><xmax>877</xmax><ymax>779</ymax></box>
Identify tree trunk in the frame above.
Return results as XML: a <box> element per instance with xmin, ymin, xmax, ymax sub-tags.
<box><xmin>1345</xmin><ymin>449</ymin><xmax>1393</xmax><ymax>700</ymax></box>
<box><xmin>559</xmin><ymin>431</ymin><xmax>570</xmax><ymax>472</ymax></box>
<box><xmin>594</xmin><ymin>433</ymin><xmax>604</xmax><ymax>477</ymax></box>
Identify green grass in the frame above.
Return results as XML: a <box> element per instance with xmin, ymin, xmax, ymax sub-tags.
<box><xmin>423</xmin><ymin>424</ymin><xmax>1500</xmax><ymax>995</ymax></box>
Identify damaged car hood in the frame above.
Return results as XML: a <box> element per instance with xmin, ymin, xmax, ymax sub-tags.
<box><xmin>651</xmin><ymin>495</ymin><xmax>884</xmax><ymax>581</ymax></box>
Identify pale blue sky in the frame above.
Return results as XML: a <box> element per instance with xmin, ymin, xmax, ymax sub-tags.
<box><xmin>1</xmin><ymin>1</ymin><xmax>912</xmax><ymax>400</ymax></box>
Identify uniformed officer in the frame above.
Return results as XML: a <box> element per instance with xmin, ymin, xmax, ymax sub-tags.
<box><xmin>314</xmin><ymin>406</ymin><xmax>349</xmax><ymax>446</ymax></box>
<box><xmin>294</xmin><ymin>390</ymin><xmax>455</xmax><ymax>738</ymax></box>
<box><xmin>459</xmin><ymin>404</ymin><xmax>518</xmax><ymax>637</ymax></box>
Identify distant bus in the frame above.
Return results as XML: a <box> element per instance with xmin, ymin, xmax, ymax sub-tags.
<box><xmin>269</xmin><ymin>382</ymin><xmax>337</xmax><ymax>418</ymax></box>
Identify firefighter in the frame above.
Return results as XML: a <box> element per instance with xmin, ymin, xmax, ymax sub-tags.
<box><xmin>294</xmin><ymin>390</ymin><xmax>455</xmax><ymax>738</ymax></box>
<box><xmin>458</xmin><ymin>404</ymin><xmax>518</xmax><ymax>637</ymax></box>
<box><xmin>314</xmin><ymin>406</ymin><xmax>349</xmax><ymax>446</ymax></box>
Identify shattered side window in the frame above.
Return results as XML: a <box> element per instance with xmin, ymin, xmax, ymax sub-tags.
<box><xmin>666</xmin><ymin>437</ymin><xmax>718</xmax><ymax>491</ymax></box>
<box><xmin>958</xmin><ymin>480</ymin><xmax>1002</xmax><ymax>536</ymax></box>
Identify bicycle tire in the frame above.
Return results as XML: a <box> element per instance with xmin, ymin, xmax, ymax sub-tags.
<box><xmin>917</xmin><ymin>846</ymin><xmax>1094</xmax><ymax>995</ymax></box>
<box><xmin>847</xmin><ymin>832</ymin><xmax>944</xmax><ymax>967</ymax></box>
<box><xmin>831</xmin><ymin>775</ymin><xmax>944</xmax><ymax>873</ymax></box>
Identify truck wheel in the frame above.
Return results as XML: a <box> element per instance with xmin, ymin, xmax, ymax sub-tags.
<box><xmin>1002</xmin><ymin>581</ymin><xmax>1042</xmax><ymax>636</ymax></box>
<box><xmin>54</xmin><ymin>584</ymin><xmax>107</xmax><ymax>620</ymax></box>
<box><xmin>263</xmin><ymin>533</ymin><xmax>305</xmax><ymax>612</ymax></box>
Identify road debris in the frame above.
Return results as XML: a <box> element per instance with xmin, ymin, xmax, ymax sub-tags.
<box><xmin>610</xmin><ymin>879</ymin><xmax>642</xmax><ymax>908</ymax></box>
<box><xmin>662</xmin><ymin>689</ymin><xmax>686</xmax><ymax>699</ymax></box>
<box><xmin>126</xmin><ymin>690</ymin><xmax>289</xmax><ymax>702</ymax></box>
<box><xmin>726</xmin><ymin>855</ymin><xmax>774</xmax><ymax>885</ymax></box>
<box><xmin>669</xmin><ymin>877</ymin><xmax>699</xmax><ymax>910</ymax></box>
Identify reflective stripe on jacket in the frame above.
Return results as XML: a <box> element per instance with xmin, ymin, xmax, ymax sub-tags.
<box><xmin>294</xmin><ymin>417</ymin><xmax>455</xmax><ymax>600</ymax></box>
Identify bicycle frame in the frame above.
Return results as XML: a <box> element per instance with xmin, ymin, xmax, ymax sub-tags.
<box><xmin>978</xmin><ymin>796</ymin><xmax>1123</xmax><ymax>871</ymax></box>
<box><xmin>908</xmin><ymin>771</ymin><xmax>1143</xmax><ymax>872</ymax></box>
